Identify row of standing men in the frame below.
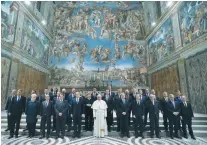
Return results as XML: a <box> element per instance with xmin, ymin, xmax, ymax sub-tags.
<box><xmin>5</xmin><ymin>87</ymin><xmax>196</xmax><ymax>140</ymax></box>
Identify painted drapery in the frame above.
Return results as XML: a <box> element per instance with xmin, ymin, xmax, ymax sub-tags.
<box><xmin>185</xmin><ymin>50</ymin><xmax>207</xmax><ymax>114</ymax></box>
<box><xmin>17</xmin><ymin>63</ymin><xmax>47</xmax><ymax>97</ymax></box>
<box><xmin>151</xmin><ymin>64</ymin><xmax>180</xmax><ymax>98</ymax></box>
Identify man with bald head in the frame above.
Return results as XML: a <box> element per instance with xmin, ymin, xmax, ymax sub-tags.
<box><xmin>180</xmin><ymin>95</ymin><xmax>195</xmax><ymax>140</ymax></box>
<box><xmin>5</xmin><ymin>89</ymin><xmax>16</xmax><ymax>132</ymax></box>
<box><xmin>71</xmin><ymin>92</ymin><xmax>85</xmax><ymax>138</ymax></box>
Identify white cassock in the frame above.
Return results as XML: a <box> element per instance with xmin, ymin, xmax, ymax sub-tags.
<box><xmin>91</xmin><ymin>100</ymin><xmax>108</xmax><ymax>137</ymax></box>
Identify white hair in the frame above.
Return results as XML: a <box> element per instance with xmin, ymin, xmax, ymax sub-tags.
<box><xmin>97</xmin><ymin>94</ymin><xmax>102</xmax><ymax>98</ymax></box>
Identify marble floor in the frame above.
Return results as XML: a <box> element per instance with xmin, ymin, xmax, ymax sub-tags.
<box><xmin>1</xmin><ymin>135</ymin><xmax>207</xmax><ymax>145</ymax></box>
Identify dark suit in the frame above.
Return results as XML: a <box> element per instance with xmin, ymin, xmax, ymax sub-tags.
<box><xmin>132</xmin><ymin>100</ymin><xmax>145</xmax><ymax>136</ymax></box>
<box><xmin>67</xmin><ymin>93</ymin><xmax>74</xmax><ymax>131</ymax></box>
<box><xmin>160</xmin><ymin>97</ymin><xmax>169</xmax><ymax>131</ymax></box>
<box><xmin>25</xmin><ymin>100</ymin><xmax>39</xmax><ymax>136</ymax></box>
<box><xmin>114</xmin><ymin>93</ymin><xmax>121</xmax><ymax>131</ymax></box>
<box><xmin>71</xmin><ymin>97</ymin><xmax>85</xmax><ymax>136</ymax></box>
<box><xmin>167</xmin><ymin>101</ymin><xmax>181</xmax><ymax>137</ymax></box>
<box><xmin>103</xmin><ymin>94</ymin><xmax>114</xmax><ymax>131</ymax></box>
<box><xmin>143</xmin><ymin>94</ymin><xmax>150</xmax><ymax>125</ymax></box>
<box><xmin>8</xmin><ymin>96</ymin><xmax>26</xmax><ymax>137</ymax></box>
<box><xmin>84</xmin><ymin>98</ymin><xmax>94</xmax><ymax>131</ymax></box>
<box><xmin>5</xmin><ymin>95</ymin><xmax>15</xmax><ymax>130</ymax></box>
<box><xmin>52</xmin><ymin>95</ymin><xmax>59</xmax><ymax>130</ymax></box>
<box><xmin>54</xmin><ymin>100</ymin><xmax>68</xmax><ymax>137</ymax></box>
<box><xmin>147</xmin><ymin>100</ymin><xmax>160</xmax><ymax>137</ymax></box>
<box><xmin>40</xmin><ymin>100</ymin><xmax>53</xmax><ymax>137</ymax></box>
<box><xmin>180</xmin><ymin>102</ymin><xmax>194</xmax><ymax>137</ymax></box>
<box><xmin>91</xmin><ymin>92</ymin><xmax>98</xmax><ymax>101</ymax></box>
<box><xmin>175</xmin><ymin>96</ymin><xmax>183</xmax><ymax>130</ymax></box>
<box><xmin>117</xmin><ymin>99</ymin><xmax>130</xmax><ymax>136</ymax></box>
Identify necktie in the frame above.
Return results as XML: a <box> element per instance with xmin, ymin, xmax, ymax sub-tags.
<box><xmin>123</xmin><ymin>100</ymin><xmax>125</xmax><ymax>104</ymax></box>
<box><xmin>173</xmin><ymin>102</ymin><xmax>175</xmax><ymax>108</ymax></box>
<box><xmin>77</xmin><ymin>98</ymin><xmax>79</xmax><ymax>103</ymax></box>
<box><xmin>17</xmin><ymin>96</ymin><xmax>19</xmax><ymax>102</ymax></box>
<box><xmin>185</xmin><ymin>102</ymin><xmax>187</xmax><ymax>107</ymax></box>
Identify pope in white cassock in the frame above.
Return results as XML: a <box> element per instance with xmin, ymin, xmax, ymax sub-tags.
<box><xmin>91</xmin><ymin>94</ymin><xmax>108</xmax><ymax>137</ymax></box>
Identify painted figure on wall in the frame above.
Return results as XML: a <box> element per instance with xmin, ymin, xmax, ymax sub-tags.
<box><xmin>179</xmin><ymin>1</ymin><xmax>207</xmax><ymax>45</ymax></box>
<box><xmin>1</xmin><ymin>1</ymin><xmax>18</xmax><ymax>43</ymax></box>
<box><xmin>148</xmin><ymin>18</ymin><xmax>175</xmax><ymax>65</ymax></box>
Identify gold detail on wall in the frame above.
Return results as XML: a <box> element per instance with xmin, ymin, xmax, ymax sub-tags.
<box><xmin>151</xmin><ymin>64</ymin><xmax>180</xmax><ymax>98</ymax></box>
<box><xmin>17</xmin><ymin>63</ymin><xmax>47</xmax><ymax>97</ymax></box>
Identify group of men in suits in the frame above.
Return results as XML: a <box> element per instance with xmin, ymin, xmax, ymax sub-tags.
<box><xmin>5</xmin><ymin>87</ymin><xmax>196</xmax><ymax>140</ymax></box>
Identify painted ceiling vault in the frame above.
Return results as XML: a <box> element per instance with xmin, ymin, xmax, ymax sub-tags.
<box><xmin>49</xmin><ymin>1</ymin><xmax>148</xmax><ymax>87</ymax></box>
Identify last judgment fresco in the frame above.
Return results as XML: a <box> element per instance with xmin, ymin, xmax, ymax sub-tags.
<box><xmin>178</xmin><ymin>1</ymin><xmax>207</xmax><ymax>46</ymax></box>
<box><xmin>49</xmin><ymin>2</ymin><xmax>147</xmax><ymax>87</ymax></box>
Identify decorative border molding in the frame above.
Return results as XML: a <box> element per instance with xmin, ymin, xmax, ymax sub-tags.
<box><xmin>1</xmin><ymin>43</ymin><xmax>49</xmax><ymax>74</ymax></box>
<box><xmin>148</xmin><ymin>33</ymin><xmax>207</xmax><ymax>74</ymax></box>
<box><xmin>16</xmin><ymin>2</ymin><xmax>53</xmax><ymax>40</ymax></box>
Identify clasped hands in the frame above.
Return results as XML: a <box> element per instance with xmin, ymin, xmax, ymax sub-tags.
<box><xmin>122</xmin><ymin>112</ymin><xmax>126</xmax><ymax>115</ymax></box>
<box><xmin>173</xmin><ymin>112</ymin><xmax>179</xmax><ymax>116</ymax></box>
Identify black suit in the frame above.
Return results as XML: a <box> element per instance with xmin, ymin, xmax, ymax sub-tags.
<box><xmin>91</xmin><ymin>92</ymin><xmax>98</xmax><ymax>101</ymax></box>
<box><xmin>117</xmin><ymin>99</ymin><xmax>130</xmax><ymax>136</ymax></box>
<box><xmin>143</xmin><ymin>94</ymin><xmax>150</xmax><ymax>125</ymax></box>
<box><xmin>132</xmin><ymin>100</ymin><xmax>145</xmax><ymax>136</ymax></box>
<box><xmin>5</xmin><ymin>95</ymin><xmax>15</xmax><ymax>130</ymax></box>
<box><xmin>52</xmin><ymin>95</ymin><xmax>59</xmax><ymax>130</ymax></box>
<box><xmin>114</xmin><ymin>93</ymin><xmax>121</xmax><ymax>131</ymax></box>
<box><xmin>167</xmin><ymin>101</ymin><xmax>181</xmax><ymax>137</ymax></box>
<box><xmin>147</xmin><ymin>100</ymin><xmax>160</xmax><ymax>137</ymax></box>
<box><xmin>102</xmin><ymin>94</ymin><xmax>114</xmax><ymax>131</ymax></box>
<box><xmin>84</xmin><ymin>98</ymin><xmax>94</xmax><ymax>131</ymax></box>
<box><xmin>8</xmin><ymin>96</ymin><xmax>26</xmax><ymax>137</ymax></box>
<box><xmin>40</xmin><ymin>100</ymin><xmax>53</xmax><ymax>137</ymax></box>
<box><xmin>180</xmin><ymin>102</ymin><xmax>194</xmax><ymax>137</ymax></box>
<box><xmin>71</xmin><ymin>97</ymin><xmax>85</xmax><ymax>136</ymax></box>
<box><xmin>160</xmin><ymin>97</ymin><xmax>169</xmax><ymax>131</ymax></box>
<box><xmin>54</xmin><ymin>99</ymin><xmax>68</xmax><ymax>137</ymax></box>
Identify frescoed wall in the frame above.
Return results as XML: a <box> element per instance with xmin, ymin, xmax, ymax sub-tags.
<box><xmin>178</xmin><ymin>1</ymin><xmax>207</xmax><ymax>46</ymax></box>
<box><xmin>185</xmin><ymin>50</ymin><xmax>207</xmax><ymax>114</ymax></box>
<box><xmin>49</xmin><ymin>2</ymin><xmax>148</xmax><ymax>88</ymax></box>
<box><xmin>151</xmin><ymin>64</ymin><xmax>180</xmax><ymax>98</ymax></box>
<box><xmin>20</xmin><ymin>15</ymin><xmax>50</xmax><ymax>65</ymax></box>
<box><xmin>1</xmin><ymin>57</ymin><xmax>11</xmax><ymax>109</ymax></box>
<box><xmin>148</xmin><ymin>18</ymin><xmax>175</xmax><ymax>66</ymax></box>
<box><xmin>1</xmin><ymin>1</ymin><xmax>18</xmax><ymax>44</ymax></box>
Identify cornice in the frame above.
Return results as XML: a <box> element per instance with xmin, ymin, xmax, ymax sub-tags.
<box><xmin>1</xmin><ymin>43</ymin><xmax>50</xmax><ymax>74</ymax></box>
<box><xmin>16</xmin><ymin>2</ymin><xmax>53</xmax><ymax>40</ymax></box>
<box><xmin>146</xmin><ymin>1</ymin><xmax>182</xmax><ymax>41</ymax></box>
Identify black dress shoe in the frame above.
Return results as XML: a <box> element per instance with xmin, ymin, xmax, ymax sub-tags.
<box><xmin>61</xmin><ymin>136</ymin><xmax>64</xmax><ymax>139</ymax></box>
<box><xmin>8</xmin><ymin>136</ymin><xmax>13</xmax><ymax>139</ymax></box>
<box><xmin>15</xmin><ymin>135</ymin><xmax>18</xmax><ymax>138</ymax></box>
<box><xmin>23</xmin><ymin>129</ymin><xmax>28</xmax><ymax>132</ymax></box>
<box><xmin>184</xmin><ymin>135</ymin><xmax>188</xmax><ymax>139</ymax></box>
<box><xmin>120</xmin><ymin>134</ymin><xmax>124</xmax><ymax>138</ymax></box>
<box><xmin>191</xmin><ymin>136</ymin><xmax>196</xmax><ymax>140</ymax></box>
<box><xmin>46</xmin><ymin>135</ymin><xmax>50</xmax><ymax>139</ymax></box>
<box><xmin>175</xmin><ymin>135</ymin><xmax>182</xmax><ymax>139</ymax></box>
<box><xmin>141</xmin><ymin>135</ymin><xmax>145</xmax><ymax>139</ymax></box>
<box><xmin>127</xmin><ymin>134</ymin><xmax>130</xmax><ymax>138</ymax></box>
<box><xmin>72</xmin><ymin>134</ymin><xmax>76</xmax><ymax>138</ymax></box>
<box><xmin>170</xmin><ymin>136</ymin><xmax>174</xmax><ymax>139</ymax></box>
<box><xmin>156</xmin><ymin>135</ymin><xmax>161</xmax><ymax>138</ymax></box>
<box><xmin>5</xmin><ymin>128</ymin><xmax>10</xmax><ymax>131</ymax></box>
<box><xmin>150</xmin><ymin>135</ymin><xmax>154</xmax><ymax>138</ymax></box>
<box><xmin>55</xmin><ymin>136</ymin><xmax>59</xmax><ymax>139</ymax></box>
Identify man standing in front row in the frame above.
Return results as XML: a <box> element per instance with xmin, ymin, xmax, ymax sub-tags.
<box><xmin>54</xmin><ymin>93</ymin><xmax>68</xmax><ymax>139</ymax></box>
<box><xmin>71</xmin><ymin>92</ymin><xmax>85</xmax><ymax>138</ymax></box>
<box><xmin>5</xmin><ymin>89</ymin><xmax>16</xmax><ymax>132</ymax></box>
<box><xmin>132</xmin><ymin>94</ymin><xmax>145</xmax><ymax>138</ymax></box>
<box><xmin>39</xmin><ymin>94</ymin><xmax>53</xmax><ymax>139</ymax></box>
<box><xmin>180</xmin><ymin>95</ymin><xmax>196</xmax><ymax>140</ymax></box>
<box><xmin>8</xmin><ymin>89</ymin><xmax>26</xmax><ymax>139</ymax></box>
<box><xmin>147</xmin><ymin>94</ymin><xmax>160</xmax><ymax>138</ymax></box>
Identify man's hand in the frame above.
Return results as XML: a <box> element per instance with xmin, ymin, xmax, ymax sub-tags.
<box><xmin>133</xmin><ymin>115</ymin><xmax>136</xmax><ymax>118</ymax></box>
<box><xmin>59</xmin><ymin>113</ymin><xmax>62</xmax><ymax>116</ymax></box>
<box><xmin>82</xmin><ymin>114</ymin><xmax>85</xmax><ymax>117</ymax></box>
<box><xmin>94</xmin><ymin>117</ymin><xmax>96</xmax><ymax>119</ymax></box>
<box><xmin>161</xmin><ymin>111</ymin><xmax>163</xmax><ymax>114</ymax></box>
<box><xmin>122</xmin><ymin>112</ymin><xmax>126</xmax><ymax>115</ymax></box>
<box><xmin>8</xmin><ymin>113</ymin><xmax>11</xmax><ymax>116</ymax></box>
<box><xmin>104</xmin><ymin>117</ymin><xmax>106</xmax><ymax>119</ymax></box>
<box><xmin>87</xmin><ymin>104</ymin><xmax>91</xmax><ymax>107</ymax></box>
<box><xmin>173</xmin><ymin>112</ymin><xmax>177</xmax><ymax>116</ymax></box>
<box><xmin>180</xmin><ymin>116</ymin><xmax>183</xmax><ymax>120</ymax></box>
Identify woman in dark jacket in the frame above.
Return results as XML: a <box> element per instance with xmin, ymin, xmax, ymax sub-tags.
<box><xmin>25</xmin><ymin>94</ymin><xmax>39</xmax><ymax>138</ymax></box>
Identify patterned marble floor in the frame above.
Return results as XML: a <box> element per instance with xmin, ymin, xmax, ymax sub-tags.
<box><xmin>1</xmin><ymin>135</ymin><xmax>207</xmax><ymax>145</ymax></box>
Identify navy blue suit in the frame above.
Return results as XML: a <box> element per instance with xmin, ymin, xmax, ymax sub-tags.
<box><xmin>167</xmin><ymin>101</ymin><xmax>181</xmax><ymax>137</ymax></box>
<box><xmin>67</xmin><ymin>93</ymin><xmax>74</xmax><ymax>130</ymax></box>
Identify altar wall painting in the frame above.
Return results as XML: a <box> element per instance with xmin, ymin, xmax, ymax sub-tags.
<box><xmin>20</xmin><ymin>15</ymin><xmax>50</xmax><ymax>65</ymax></box>
<box><xmin>1</xmin><ymin>1</ymin><xmax>18</xmax><ymax>44</ymax></box>
<box><xmin>1</xmin><ymin>57</ymin><xmax>11</xmax><ymax>110</ymax></box>
<box><xmin>49</xmin><ymin>2</ymin><xmax>148</xmax><ymax>88</ymax></box>
<box><xmin>185</xmin><ymin>50</ymin><xmax>207</xmax><ymax>114</ymax></box>
<box><xmin>151</xmin><ymin>64</ymin><xmax>180</xmax><ymax>98</ymax></box>
<box><xmin>148</xmin><ymin>18</ymin><xmax>175</xmax><ymax>66</ymax></box>
<box><xmin>178</xmin><ymin>1</ymin><xmax>207</xmax><ymax>46</ymax></box>
<box><xmin>17</xmin><ymin>63</ymin><xmax>47</xmax><ymax>97</ymax></box>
